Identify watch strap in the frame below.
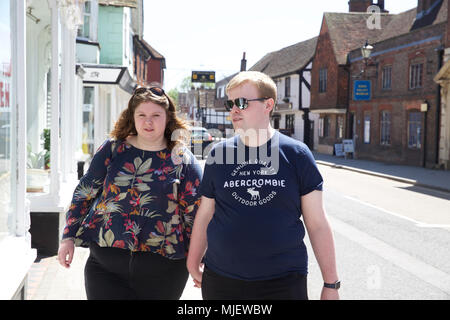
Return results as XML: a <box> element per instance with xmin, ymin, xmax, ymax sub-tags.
<box><xmin>324</xmin><ymin>280</ymin><xmax>341</xmax><ymax>289</ymax></box>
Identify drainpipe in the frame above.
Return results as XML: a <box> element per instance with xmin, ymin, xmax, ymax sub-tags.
<box><xmin>435</xmin><ymin>45</ymin><xmax>444</xmax><ymax>167</ymax></box>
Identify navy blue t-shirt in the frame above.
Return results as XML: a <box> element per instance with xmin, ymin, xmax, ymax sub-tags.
<box><xmin>199</xmin><ymin>131</ymin><xmax>323</xmax><ymax>281</ymax></box>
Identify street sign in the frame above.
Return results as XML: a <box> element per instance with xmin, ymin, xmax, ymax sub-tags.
<box><xmin>353</xmin><ymin>80</ymin><xmax>371</xmax><ymax>101</ymax></box>
<box><xmin>192</xmin><ymin>71</ymin><xmax>215</xmax><ymax>83</ymax></box>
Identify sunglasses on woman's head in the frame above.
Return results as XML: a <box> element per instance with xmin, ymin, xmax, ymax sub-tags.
<box><xmin>133</xmin><ymin>86</ymin><xmax>165</xmax><ymax>97</ymax></box>
<box><xmin>224</xmin><ymin>97</ymin><xmax>269</xmax><ymax>111</ymax></box>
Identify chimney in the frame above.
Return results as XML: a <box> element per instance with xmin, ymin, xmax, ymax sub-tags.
<box><xmin>240</xmin><ymin>52</ymin><xmax>247</xmax><ymax>72</ymax></box>
<box><xmin>348</xmin><ymin>0</ymin><xmax>373</xmax><ymax>12</ymax></box>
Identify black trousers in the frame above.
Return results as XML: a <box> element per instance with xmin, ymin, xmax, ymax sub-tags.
<box><xmin>202</xmin><ymin>267</ymin><xmax>308</xmax><ymax>300</ymax></box>
<box><xmin>84</xmin><ymin>242</ymin><xmax>189</xmax><ymax>300</ymax></box>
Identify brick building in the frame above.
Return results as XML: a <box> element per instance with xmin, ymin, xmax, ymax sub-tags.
<box><xmin>310</xmin><ymin>0</ymin><xmax>394</xmax><ymax>155</ymax></box>
<box><xmin>310</xmin><ymin>0</ymin><xmax>448</xmax><ymax>169</ymax></box>
<box><xmin>348</xmin><ymin>0</ymin><xmax>447</xmax><ymax>167</ymax></box>
<box><xmin>133</xmin><ymin>36</ymin><xmax>166</xmax><ymax>86</ymax></box>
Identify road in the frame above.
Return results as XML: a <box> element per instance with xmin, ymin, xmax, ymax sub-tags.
<box><xmin>28</xmin><ymin>159</ymin><xmax>450</xmax><ymax>300</ymax></box>
<box><xmin>305</xmin><ymin>164</ymin><xmax>450</xmax><ymax>300</ymax></box>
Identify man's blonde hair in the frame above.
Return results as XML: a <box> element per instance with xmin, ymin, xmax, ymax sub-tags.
<box><xmin>226</xmin><ymin>71</ymin><xmax>277</xmax><ymax>103</ymax></box>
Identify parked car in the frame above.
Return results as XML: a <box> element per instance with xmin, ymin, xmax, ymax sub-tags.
<box><xmin>189</xmin><ymin>126</ymin><xmax>213</xmax><ymax>158</ymax></box>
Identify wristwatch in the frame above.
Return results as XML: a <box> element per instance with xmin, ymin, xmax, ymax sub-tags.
<box><xmin>324</xmin><ymin>280</ymin><xmax>341</xmax><ymax>290</ymax></box>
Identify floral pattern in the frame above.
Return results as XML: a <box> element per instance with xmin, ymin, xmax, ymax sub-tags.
<box><xmin>62</xmin><ymin>139</ymin><xmax>202</xmax><ymax>259</ymax></box>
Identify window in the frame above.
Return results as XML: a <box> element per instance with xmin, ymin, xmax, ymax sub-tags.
<box><xmin>336</xmin><ymin>116</ymin><xmax>344</xmax><ymax>139</ymax></box>
<box><xmin>408</xmin><ymin>112</ymin><xmax>422</xmax><ymax>149</ymax></box>
<box><xmin>319</xmin><ymin>68</ymin><xmax>327</xmax><ymax>93</ymax></box>
<box><xmin>382</xmin><ymin>65</ymin><xmax>392</xmax><ymax>90</ymax></box>
<box><xmin>320</xmin><ymin>115</ymin><xmax>330</xmax><ymax>137</ymax></box>
<box><xmin>286</xmin><ymin>114</ymin><xmax>295</xmax><ymax>134</ymax></box>
<box><xmin>285</xmin><ymin>77</ymin><xmax>291</xmax><ymax>97</ymax></box>
<box><xmin>318</xmin><ymin>118</ymin><xmax>324</xmax><ymax>137</ymax></box>
<box><xmin>409</xmin><ymin>63</ymin><xmax>423</xmax><ymax>89</ymax></box>
<box><xmin>364</xmin><ymin>114</ymin><xmax>371</xmax><ymax>144</ymax></box>
<box><xmin>0</xmin><ymin>0</ymin><xmax>13</xmax><ymax>241</ymax></box>
<box><xmin>380</xmin><ymin>111</ymin><xmax>391</xmax><ymax>145</ymax></box>
<box><xmin>77</xmin><ymin>1</ymin><xmax>91</xmax><ymax>39</ymax></box>
<box><xmin>82</xmin><ymin>87</ymin><xmax>95</xmax><ymax>156</ymax></box>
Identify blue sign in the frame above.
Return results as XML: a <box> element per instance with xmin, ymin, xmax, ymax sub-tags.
<box><xmin>353</xmin><ymin>80</ymin><xmax>371</xmax><ymax>101</ymax></box>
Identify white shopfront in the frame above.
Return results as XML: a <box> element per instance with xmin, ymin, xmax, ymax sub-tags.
<box><xmin>0</xmin><ymin>0</ymin><xmax>86</xmax><ymax>299</ymax></box>
<box><xmin>0</xmin><ymin>0</ymin><xmax>36</xmax><ymax>300</ymax></box>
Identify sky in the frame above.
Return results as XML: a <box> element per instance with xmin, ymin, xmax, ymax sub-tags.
<box><xmin>143</xmin><ymin>0</ymin><xmax>418</xmax><ymax>91</ymax></box>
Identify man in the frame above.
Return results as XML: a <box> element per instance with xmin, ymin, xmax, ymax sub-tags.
<box><xmin>187</xmin><ymin>71</ymin><xmax>339</xmax><ymax>300</ymax></box>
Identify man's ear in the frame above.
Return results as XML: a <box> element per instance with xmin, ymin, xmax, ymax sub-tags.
<box><xmin>265</xmin><ymin>98</ymin><xmax>275</xmax><ymax>113</ymax></box>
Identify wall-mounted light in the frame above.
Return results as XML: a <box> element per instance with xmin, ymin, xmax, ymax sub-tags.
<box><xmin>361</xmin><ymin>40</ymin><xmax>374</xmax><ymax>64</ymax></box>
<box><xmin>355</xmin><ymin>40</ymin><xmax>378</xmax><ymax>78</ymax></box>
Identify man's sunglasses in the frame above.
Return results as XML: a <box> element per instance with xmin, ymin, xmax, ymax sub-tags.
<box><xmin>224</xmin><ymin>97</ymin><xmax>269</xmax><ymax>111</ymax></box>
<box><xmin>133</xmin><ymin>86</ymin><xmax>165</xmax><ymax>97</ymax></box>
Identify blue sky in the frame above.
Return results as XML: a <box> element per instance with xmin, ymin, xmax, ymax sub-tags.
<box><xmin>143</xmin><ymin>0</ymin><xmax>418</xmax><ymax>91</ymax></box>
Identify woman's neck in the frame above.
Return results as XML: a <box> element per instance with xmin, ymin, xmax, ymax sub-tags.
<box><xmin>132</xmin><ymin>135</ymin><xmax>167</xmax><ymax>151</ymax></box>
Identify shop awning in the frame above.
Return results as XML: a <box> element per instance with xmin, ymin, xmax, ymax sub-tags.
<box><xmin>78</xmin><ymin>64</ymin><xmax>136</xmax><ymax>94</ymax></box>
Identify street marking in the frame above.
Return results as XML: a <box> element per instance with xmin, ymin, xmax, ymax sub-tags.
<box><xmin>342</xmin><ymin>194</ymin><xmax>450</xmax><ymax>230</ymax></box>
<box><xmin>328</xmin><ymin>215</ymin><xmax>450</xmax><ymax>296</ymax></box>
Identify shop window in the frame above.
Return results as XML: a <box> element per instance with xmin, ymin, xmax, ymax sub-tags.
<box><xmin>364</xmin><ymin>114</ymin><xmax>371</xmax><ymax>144</ymax></box>
<box><xmin>336</xmin><ymin>115</ymin><xmax>344</xmax><ymax>139</ymax></box>
<box><xmin>408</xmin><ymin>112</ymin><xmax>422</xmax><ymax>149</ymax></box>
<box><xmin>380</xmin><ymin>111</ymin><xmax>391</xmax><ymax>145</ymax></box>
<box><xmin>0</xmin><ymin>0</ymin><xmax>13</xmax><ymax>240</ymax></box>
<box><xmin>318</xmin><ymin>118</ymin><xmax>324</xmax><ymax>137</ymax></box>
<box><xmin>82</xmin><ymin>87</ymin><xmax>95</xmax><ymax>156</ymax></box>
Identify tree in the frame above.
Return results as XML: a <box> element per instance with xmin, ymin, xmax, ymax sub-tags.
<box><xmin>178</xmin><ymin>75</ymin><xmax>215</xmax><ymax>93</ymax></box>
<box><xmin>167</xmin><ymin>88</ymin><xmax>179</xmax><ymax>106</ymax></box>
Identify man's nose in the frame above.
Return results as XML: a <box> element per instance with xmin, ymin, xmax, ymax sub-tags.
<box><xmin>230</xmin><ymin>105</ymin><xmax>241</xmax><ymax>113</ymax></box>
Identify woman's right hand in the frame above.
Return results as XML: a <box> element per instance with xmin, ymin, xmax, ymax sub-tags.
<box><xmin>58</xmin><ymin>239</ymin><xmax>75</xmax><ymax>268</ymax></box>
<box><xmin>187</xmin><ymin>262</ymin><xmax>204</xmax><ymax>288</ymax></box>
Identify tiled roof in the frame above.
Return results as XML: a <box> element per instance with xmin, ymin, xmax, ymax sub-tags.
<box><xmin>139</xmin><ymin>38</ymin><xmax>165</xmax><ymax>60</ymax></box>
<box><xmin>410</xmin><ymin>0</ymin><xmax>447</xmax><ymax>30</ymax></box>
<box><xmin>250</xmin><ymin>37</ymin><xmax>318</xmax><ymax>77</ymax></box>
<box><xmin>324</xmin><ymin>12</ymin><xmax>396</xmax><ymax>65</ymax></box>
<box><xmin>329</xmin><ymin>0</ymin><xmax>447</xmax><ymax>63</ymax></box>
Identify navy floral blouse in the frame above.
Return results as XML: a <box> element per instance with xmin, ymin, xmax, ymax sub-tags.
<box><xmin>62</xmin><ymin>139</ymin><xmax>203</xmax><ymax>260</ymax></box>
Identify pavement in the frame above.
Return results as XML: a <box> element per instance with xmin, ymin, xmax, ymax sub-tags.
<box><xmin>26</xmin><ymin>152</ymin><xmax>450</xmax><ymax>300</ymax></box>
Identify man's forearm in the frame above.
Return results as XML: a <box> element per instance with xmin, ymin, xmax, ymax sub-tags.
<box><xmin>308</xmin><ymin>222</ymin><xmax>339</xmax><ymax>283</ymax></box>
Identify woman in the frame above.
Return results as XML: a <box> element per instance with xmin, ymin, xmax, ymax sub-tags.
<box><xmin>58</xmin><ymin>86</ymin><xmax>202</xmax><ymax>300</ymax></box>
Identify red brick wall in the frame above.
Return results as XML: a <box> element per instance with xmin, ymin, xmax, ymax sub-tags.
<box><xmin>349</xmin><ymin>0</ymin><xmax>373</xmax><ymax>12</ymax></box>
<box><xmin>348</xmin><ymin>23</ymin><xmax>445</xmax><ymax>166</ymax></box>
<box><xmin>311</xmin><ymin>19</ymin><xmax>339</xmax><ymax>109</ymax></box>
<box><xmin>147</xmin><ymin>59</ymin><xmax>163</xmax><ymax>86</ymax></box>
